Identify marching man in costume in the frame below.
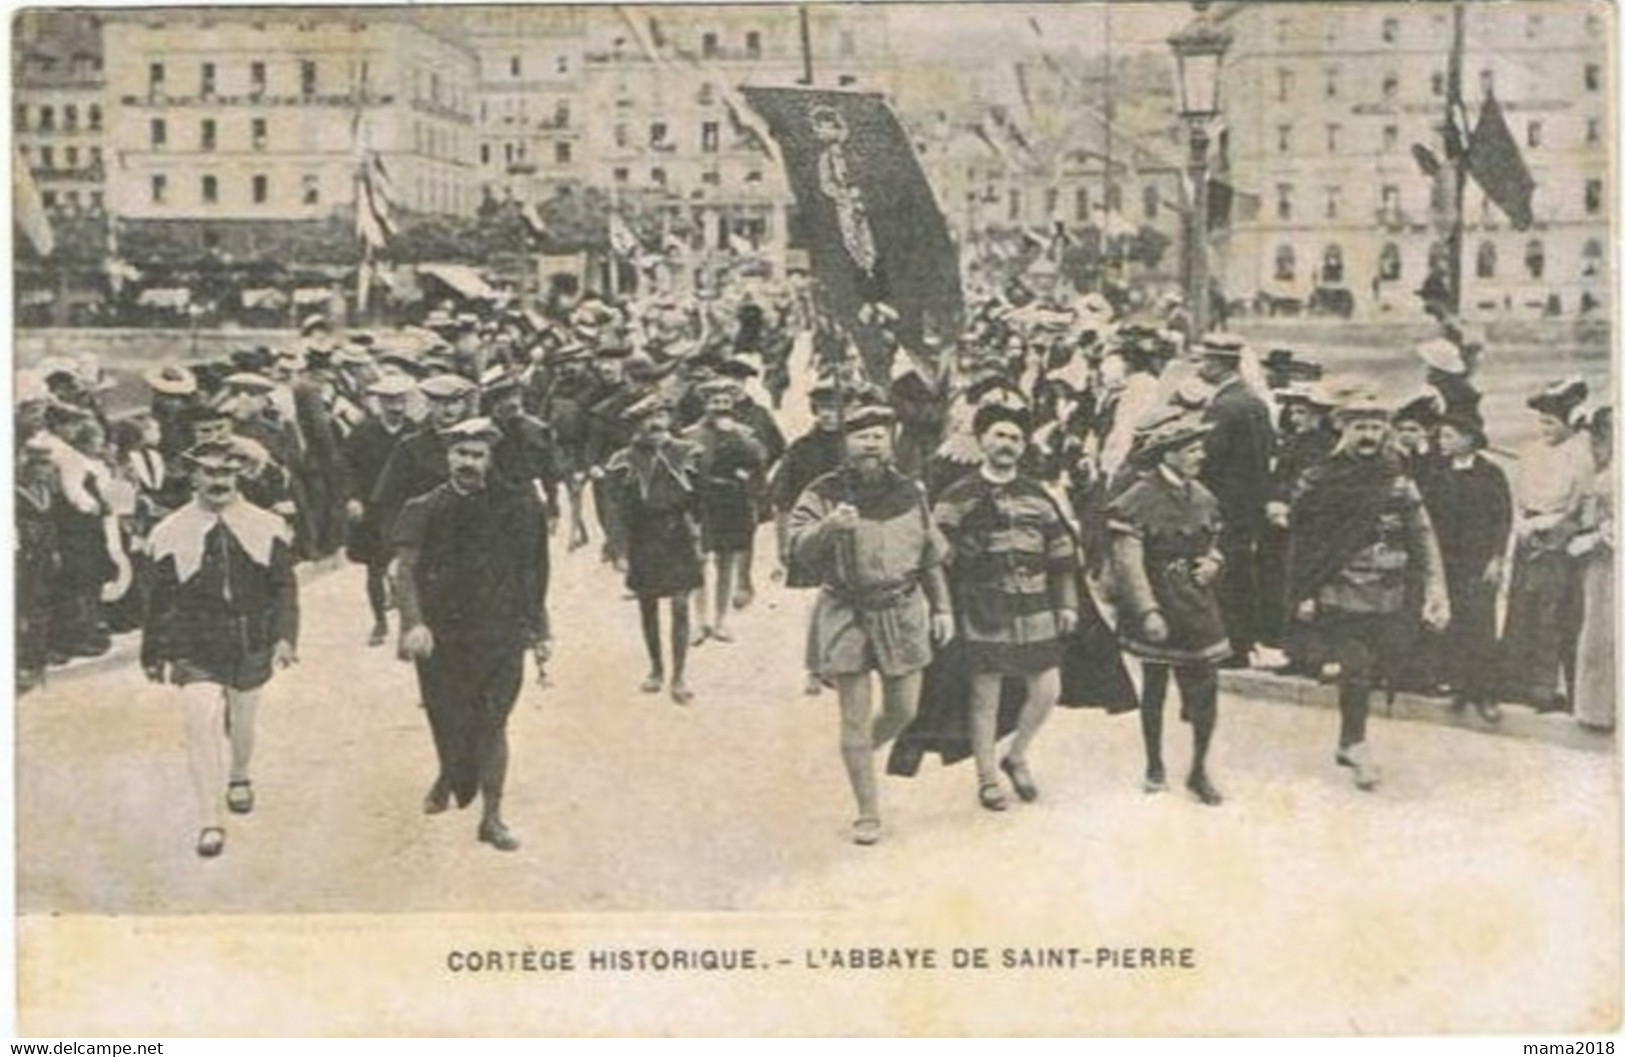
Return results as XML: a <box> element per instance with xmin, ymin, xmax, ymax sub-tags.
<box><xmin>142</xmin><ymin>440</ymin><xmax>300</xmax><ymax>858</ymax></box>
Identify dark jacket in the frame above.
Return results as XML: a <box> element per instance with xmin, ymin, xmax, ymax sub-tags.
<box><xmin>342</xmin><ymin>416</ymin><xmax>409</xmax><ymax>563</ymax></box>
<box><xmin>1200</xmin><ymin>377</ymin><xmax>1275</xmax><ymax>533</ymax></box>
<box><xmin>394</xmin><ymin>480</ymin><xmax>546</xmax><ymax>649</ymax></box>
<box><xmin>369</xmin><ymin>427</ymin><xmax>449</xmax><ymax>543</ymax></box>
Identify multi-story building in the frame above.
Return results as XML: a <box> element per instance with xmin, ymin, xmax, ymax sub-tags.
<box><xmin>572</xmin><ymin>5</ymin><xmax>891</xmax><ymax>266</ymax></box>
<box><xmin>448</xmin><ymin>6</ymin><xmax>589</xmax><ymax>205</ymax></box>
<box><xmin>13</xmin><ymin>10</ymin><xmax>108</xmax><ymax>220</ymax></box>
<box><xmin>104</xmin><ymin>8</ymin><xmax>479</xmax><ymax>239</ymax></box>
<box><xmin>1214</xmin><ymin>0</ymin><xmax>1609</xmax><ymax>320</ymax></box>
<box><xmin>908</xmin><ymin>51</ymin><xmax>1186</xmax><ymax>294</ymax></box>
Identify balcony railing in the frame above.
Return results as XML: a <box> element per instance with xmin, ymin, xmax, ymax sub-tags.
<box><xmin>121</xmin><ymin>91</ymin><xmax>399</xmax><ymax>108</ymax></box>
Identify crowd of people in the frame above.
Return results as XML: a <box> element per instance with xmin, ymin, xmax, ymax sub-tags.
<box><xmin>13</xmin><ymin>268</ymin><xmax>1615</xmax><ymax>853</ymax></box>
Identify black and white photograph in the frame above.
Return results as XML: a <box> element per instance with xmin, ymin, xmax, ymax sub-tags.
<box><xmin>8</xmin><ymin>0</ymin><xmax>1619</xmax><ymax>1037</ymax></box>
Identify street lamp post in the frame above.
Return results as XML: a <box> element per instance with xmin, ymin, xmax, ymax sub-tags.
<box><xmin>1169</xmin><ymin>5</ymin><xmax>1232</xmax><ymax>340</ymax></box>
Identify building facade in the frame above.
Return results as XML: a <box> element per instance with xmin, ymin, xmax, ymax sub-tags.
<box><xmin>1214</xmin><ymin>0</ymin><xmax>1610</xmax><ymax>320</ymax></box>
<box><xmin>452</xmin><ymin>6</ymin><xmax>589</xmax><ymax>206</ymax></box>
<box><xmin>908</xmin><ymin>51</ymin><xmax>1187</xmax><ymax>297</ymax></box>
<box><xmin>14</xmin><ymin>10</ymin><xmax>108</xmax><ymax>220</ymax></box>
<box><xmin>103</xmin><ymin>9</ymin><xmax>479</xmax><ymax>226</ymax></box>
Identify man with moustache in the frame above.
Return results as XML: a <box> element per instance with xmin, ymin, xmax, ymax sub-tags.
<box><xmin>1286</xmin><ymin>387</ymin><xmax>1449</xmax><ymax>791</ymax></box>
<box><xmin>787</xmin><ymin>404</ymin><xmax>954</xmax><ymax>846</ymax></box>
<box><xmin>929</xmin><ymin>401</ymin><xmax>1080</xmax><ymax>811</ymax></box>
<box><xmin>393</xmin><ymin>418</ymin><xmax>549</xmax><ymax>852</ymax></box>
<box><xmin>343</xmin><ymin>374</ymin><xmax>417</xmax><ymax>646</ymax></box>
<box><xmin>143</xmin><ymin>439</ymin><xmax>300</xmax><ymax>857</ymax></box>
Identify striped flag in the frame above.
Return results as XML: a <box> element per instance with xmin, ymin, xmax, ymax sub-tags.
<box><xmin>13</xmin><ymin>147</ymin><xmax>54</xmax><ymax>256</ymax></box>
<box><xmin>355</xmin><ymin>150</ymin><xmax>397</xmax><ymax>251</ymax></box>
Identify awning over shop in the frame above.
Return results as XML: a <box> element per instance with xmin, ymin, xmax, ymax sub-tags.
<box><xmin>418</xmin><ymin>262</ymin><xmax>497</xmax><ymax>301</ymax></box>
<box><xmin>241</xmin><ymin>288</ymin><xmax>289</xmax><ymax>309</ymax></box>
<box><xmin>136</xmin><ymin>287</ymin><xmax>191</xmax><ymax>308</ymax></box>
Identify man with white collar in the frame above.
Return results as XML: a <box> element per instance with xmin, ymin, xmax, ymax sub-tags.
<box><xmin>143</xmin><ymin>440</ymin><xmax>300</xmax><ymax>857</ymax></box>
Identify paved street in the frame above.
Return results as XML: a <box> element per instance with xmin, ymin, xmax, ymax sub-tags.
<box><xmin>18</xmin><ymin>512</ymin><xmax>1618</xmax><ymax>918</ymax></box>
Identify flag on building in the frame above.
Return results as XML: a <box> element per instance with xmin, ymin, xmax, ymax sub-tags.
<box><xmin>13</xmin><ymin>147</ymin><xmax>54</xmax><ymax>257</ymax></box>
<box><xmin>1464</xmin><ymin>92</ymin><xmax>1535</xmax><ymax>230</ymax></box>
<box><xmin>740</xmin><ymin>86</ymin><xmax>964</xmax><ymax>378</ymax></box>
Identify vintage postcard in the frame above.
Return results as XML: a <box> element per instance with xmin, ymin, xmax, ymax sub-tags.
<box><xmin>10</xmin><ymin>0</ymin><xmax>1619</xmax><ymax>1036</ymax></box>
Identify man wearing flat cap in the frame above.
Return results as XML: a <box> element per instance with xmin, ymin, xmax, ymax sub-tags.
<box><xmin>343</xmin><ymin>375</ymin><xmax>417</xmax><ymax>646</ymax></box>
<box><xmin>393</xmin><ymin>418</ymin><xmax>548</xmax><ymax>852</ymax></box>
<box><xmin>368</xmin><ymin>372</ymin><xmax>475</xmax><ymax>554</ymax></box>
<box><xmin>483</xmin><ymin>369</ymin><xmax>561</xmax><ymax>519</ymax></box>
<box><xmin>143</xmin><ymin>439</ymin><xmax>300</xmax><ymax>858</ymax></box>
<box><xmin>1194</xmin><ymin>333</ymin><xmax>1275</xmax><ymax>668</ymax></box>
<box><xmin>1285</xmin><ymin>387</ymin><xmax>1449</xmax><ymax>790</ymax></box>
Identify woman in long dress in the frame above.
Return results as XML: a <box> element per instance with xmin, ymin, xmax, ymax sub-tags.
<box><xmin>1501</xmin><ymin>379</ymin><xmax>1593</xmax><ymax>711</ymax></box>
<box><xmin>1571</xmin><ymin>407</ymin><xmax>1614</xmax><ymax>731</ymax></box>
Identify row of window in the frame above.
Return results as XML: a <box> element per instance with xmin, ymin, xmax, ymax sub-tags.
<box><xmin>1275</xmin><ymin>10</ymin><xmax>1604</xmax><ymax>48</ymax></box>
<box><xmin>14</xmin><ymin>102</ymin><xmax>102</xmax><ymax>132</ymax></box>
<box><xmin>1275</xmin><ymin>115</ymin><xmax>1603</xmax><ymax>155</ymax></box>
<box><xmin>604</xmin><ymin>120</ymin><xmax>730</xmax><ymax>153</ymax></box>
<box><xmin>957</xmin><ymin>183</ymin><xmax>1155</xmax><ymax>226</ymax></box>
<box><xmin>607</xmin><ymin>164</ymin><xmax>763</xmax><ymax>188</ymax></box>
<box><xmin>1272</xmin><ymin>63</ymin><xmax>1602</xmax><ymax>104</ymax></box>
<box><xmin>39</xmin><ymin>189</ymin><xmax>105</xmax><ymax>211</ymax></box>
<box><xmin>149</xmin><ymin>59</ymin><xmax>318</xmax><ymax>97</ymax></box>
<box><xmin>149</xmin><ymin>116</ymin><xmax>266</xmax><ymax>151</ymax></box>
<box><xmin>1272</xmin><ymin>179</ymin><xmax>1605</xmax><ymax>222</ymax></box>
<box><xmin>147</xmin><ymin>172</ymin><xmax>319</xmax><ymax>206</ymax></box>
<box><xmin>18</xmin><ymin>143</ymin><xmax>103</xmax><ymax>170</ymax></box>
<box><xmin>483</xmin><ymin>140</ymin><xmax>573</xmax><ymax>166</ymax></box>
<box><xmin>496</xmin><ymin>53</ymin><xmax>573</xmax><ymax>79</ymax></box>
<box><xmin>482</xmin><ymin>97</ymin><xmax>572</xmax><ymax>127</ymax></box>
<box><xmin>1272</xmin><ymin>238</ymin><xmax>1607</xmax><ymax>283</ymax></box>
